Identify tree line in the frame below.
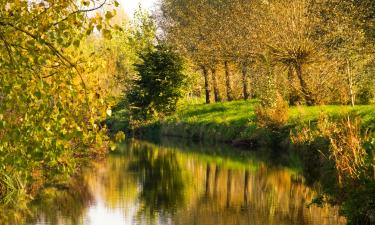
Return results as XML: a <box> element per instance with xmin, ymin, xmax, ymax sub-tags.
<box><xmin>157</xmin><ymin>0</ymin><xmax>375</xmax><ymax>106</ymax></box>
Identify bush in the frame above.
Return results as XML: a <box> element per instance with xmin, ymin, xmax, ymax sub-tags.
<box><xmin>319</xmin><ymin>115</ymin><xmax>368</xmax><ymax>183</ymax></box>
<box><xmin>255</xmin><ymin>95</ymin><xmax>289</xmax><ymax>130</ymax></box>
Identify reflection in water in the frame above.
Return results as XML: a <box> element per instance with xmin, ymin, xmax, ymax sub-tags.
<box><xmin>15</xmin><ymin>139</ymin><xmax>346</xmax><ymax>225</ymax></box>
<box><xmin>129</xmin><ymin>146</ymin><xmax>186</xmax><ymax>223</ymax></box>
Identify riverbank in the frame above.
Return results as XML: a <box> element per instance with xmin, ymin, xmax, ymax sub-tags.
<box><xmin>108</xmin><ymin>99</ymin><xmax>375</xmax><ymax>224</ymax></box>
<box><xmin>130</xmin><ymin>100</ymin><xmax>374</xmax><ymax>146</ymax></box>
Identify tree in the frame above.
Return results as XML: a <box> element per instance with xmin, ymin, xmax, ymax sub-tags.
<box><xmin>211</xmin><ymin>67</ymin><xmax>221</xmax><ymax>102</ymax></box>
<box><xmin>128</xmin><ymin>44</ymin><xmax>186</xmax><ymax>120</ymax></box>
<box><xmin>308</xmin><ymin>0</ymin><xmax>375</xmax><ymax>106</ymax></box>
<box><xmin>212</xmin><ymin>0</ymin><xmax>265</xmax><ymax>101</ymax></box>
<box><xmin>129</xmin><ymin>7</ymin><xmax>157</xmax><ymax>55</ymax></box>
<box><xmin>159</xmin><ymin>0</ymin><xmax>221</xmax><ymax>104</ymax></box>
<box><xmin>0</xmin><ymin>0</ymin><xmax>119</xmax><ymax>201</ymax></box>
<box><xmin>159</xmin><ymin>0</ymin><xmax>374</xmax><ymax>105</ymax></box>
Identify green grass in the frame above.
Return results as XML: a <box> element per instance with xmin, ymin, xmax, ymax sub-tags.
<box><xmin>108</xmin><ymin>98</ymin><xmax>375</xmax><ymax>143</ymax></box>
<box><xmin>289</xmin><ymin>104</ymin><xmax>375</xmax><ymax>127</ymax></box>
<box><xmin>159</xmin><ymin>100</ymin><xmax>375</xmax><ymax>142</ymax></box>
<box><xmin>173</xmin><ymin>99</ymin><xmax>258</xmax><ymax>126</ymax></box>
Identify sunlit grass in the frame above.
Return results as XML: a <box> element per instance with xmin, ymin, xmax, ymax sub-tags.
<box><xmin>110</xmin><ymin>98</ymin><xmax>374</xmax><ymax>142</ymax></box>
<box><xmin>171</xmin><ymin>100</ymin><xmax>375</xmax><ymax>128</ymax></box>
<box><xmin>159</xmin><ymin>100</ymin><xmax>375</xmax><ymax>142</ymax></box>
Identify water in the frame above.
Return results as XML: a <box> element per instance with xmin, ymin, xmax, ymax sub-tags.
<box><xmin>27</xmin><ymin>139</ymin><xmax>346</xmax><ymax>225</ymax></box>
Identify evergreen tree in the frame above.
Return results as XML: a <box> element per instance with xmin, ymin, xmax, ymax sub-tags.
<box><xmin>128</xmin><ymin>44</ymin><xmax>186</xmax><ymax>119</ymax></box>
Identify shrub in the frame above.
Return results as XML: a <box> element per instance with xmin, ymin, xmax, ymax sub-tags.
<box><xmin>293</xmin><ymin>114</ymin><xmax>370</xmax><ymax>183</ymax></box>
<box><xmin>291</xmin><ymin>113</ymin><xmax>375</xmax><ymax>225</ymax></box>
<box><xmin>318</xmin><ymin>115</ymin><xmax>368</xmax><ymax>183</ymax></box>
<box><xmin>255</xmin><ymin>95</ymin><xmax>289</xmax><ymax>130</ymax></box>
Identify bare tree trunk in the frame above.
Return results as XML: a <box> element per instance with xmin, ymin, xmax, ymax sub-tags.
<box><xmin>224</xmin><ymin>61</ymin><xmax>234</xmax><ymax>101</ymax></box>
<box><xmin>241</xmin><ymin>63</ymin><xmax>249</xmax><ymax>100</ymax></box>
<box><xmin>202</xmin><ymin>66</ymin><xmax>211</xmax><ymax>104</ymax></box>
<box><xmin>347</xmin><ymin>59</ymin><xmax>355</xmax><ymax>107</ymax></box>
<box><xmin>295</xmin><ymin>64</ymin><xmax>314</xmax><ymax>106</ymax></box>
<box><xmin>211</xmin><ymin>68</ymin><xmax>221</xmax><ymax>102</ymax></box>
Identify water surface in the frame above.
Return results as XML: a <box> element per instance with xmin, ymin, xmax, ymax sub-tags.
<box><xmin>29</xmin><ymin>139</ymin><xmax>346</xmax><ymax>225</ymax></box>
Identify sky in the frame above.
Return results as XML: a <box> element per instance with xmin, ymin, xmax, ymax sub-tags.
<box><xmin>117</xmin><ymin>0</ymin><xmax>158</xmax><ymax>18</ymax></box>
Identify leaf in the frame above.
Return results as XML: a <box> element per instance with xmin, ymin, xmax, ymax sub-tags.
<box><xmin>106</xmin><ymin>108</ymin><xmax>112</xmax><ymax>116</ymax></box>
<box><xmin>114</xmin><ymin>131</ymin><xmax>126</xmax><ymax>143</ymax></box>
<box><xmin>102</xmin><ymin>29</ymin><xmax>112</xmax><ymax>39</ymax></box>
<box><xmin>82</xmin><ymin>0</ymin><xmax>90</xmax><ymax>6</ymax></box>
<box><xmin>105</xmin><ymin>11</ymin><xmax>114</xmax><ymax>20</ymax></box>
<box><xmin>73</xmin><ymin>39</ymin><xmax>80</xmax><ymax>47</ymax></box>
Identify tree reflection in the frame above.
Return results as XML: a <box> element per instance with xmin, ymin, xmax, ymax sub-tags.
<box><xmin>226</xmin><ymin>169</ymin><xmax>232</xmax><ymax>208</ymax></box>
<box><xmin>0</xmin><ymin>174</ymin><xmax>94</xmax><ymax>225</ymax></box>
<box><xmin>129</xmin><ymin>140</ymin><xmax>346</xmax><ymax>225</ymax></box>
<box><xmin>214</xmin><ymin>165</ymin><xmax>221</xmax><ymax>198</ymax></box>
<box><xmin>243</xmin><ymin>170</ymin><xmax>249</xmax><ymax>208</ymax></box>
<box><xmin>2</xmin><ymin>140</ymin><xmax>346</xmax><ymax>225</ymax></box>
<box><xmin>29</xmin><ymin>178</ymin><xmax>94</xmax><ymax>225</ymax></box>
<box><xmin>205</xmin><ymin>164</ymin><xmax>211</xmax><ymax>196</ymax></box>
<box><xmin>129</xmin><ymin>144</ymin><xmax>186</xmax><ymax>222</ymax></box>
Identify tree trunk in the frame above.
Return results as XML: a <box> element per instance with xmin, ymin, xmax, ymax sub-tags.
<box><xmin>295</xmin><ymin>64</ymin><xmax>314</xmax><ymax>106</ymax></box>
<box><xmin>288</xmin><ymin>66</ymin><xmax>302</xmax><ymax>105</ymax></box>
<box><xmin>241</xmin><ymin>64</ymin><xmax>249</xmax><ymax>100</ymax></box>
<box><xmin>202</xmin><ymin>66</ymin><xmax>211</xmax><ymax>104</ymax></box>
<box><xmin>224</xmin><ymin>61</ymin><xmax>234</xmax><ymax>101</ymax></box>
<box><xmin>211</xmin><ymin>68</ymin><xmax>221</xmax><ymax>102</ymax></box>
<box><xmin>347</xmin><ymin>59</ymin><xmax>355</xmax><ymax>107</ymax></box>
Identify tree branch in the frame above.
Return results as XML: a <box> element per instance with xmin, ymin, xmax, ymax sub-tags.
<box><xmin>0</xmin><ymin>21</ymin><xmax>87</xmax><ymax>89</ymax></box>
<box><xmin>50</xmin><ymin>0</ymin><xmax>108</xmax><ymax>27</ymax></box>
<box><xmin>0</xmin><ymin>32</ymin><xmax>15</xmax><ymax>66</ymax></box>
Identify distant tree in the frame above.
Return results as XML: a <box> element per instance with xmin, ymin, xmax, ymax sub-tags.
<box><xmin>128</xmin><ymin>44</ymin><xmax>186</xmax><ymax>119</ymax></box>
<box><xmin>159</xmin><ymin>0</ymin><xmax>221</xmax><ymax>103</ymax></box>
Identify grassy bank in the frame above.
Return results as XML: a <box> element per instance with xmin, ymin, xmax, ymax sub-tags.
<box><xmin>154</xmin><ymin>100</ymin><xmax>375</xmax><ymax>144</ymax></box>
